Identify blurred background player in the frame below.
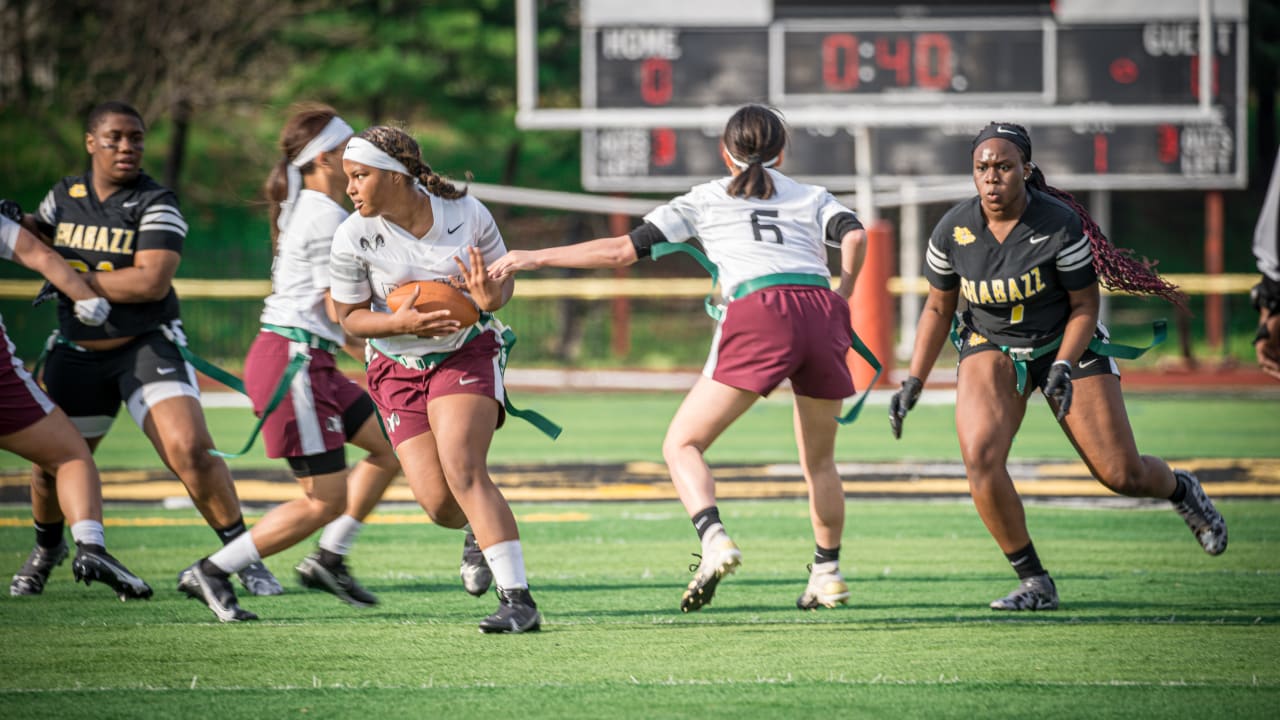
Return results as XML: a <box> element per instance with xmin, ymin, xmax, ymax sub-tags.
<box><xmin>491</xmin><ymin>104</ymin><xmax>868</xmax><ymax>613</ymax></box>
<box><xmin>327</xmin><ymin>126</ymin><xmax>535</xmax><ymax>632</ymax></box>
<box><xmin>0</xmin><ymin>212</ymin><xmax>150</xmax><ymax>600</ymax></box>
<box><xmin>177</xmin><ymin>106</ymin><xmax>404</xmax><ymax>621</ymax></box>
<box><xmin>19</xmin><ymin>101</ymin><xmax>281</xmax><ymax>597</ymax></box>
<box><xmin>1251</xmin><ymin>148</ymin><xmax>1280</xmax><ymax>380</ymax></box>
<box><xmin>889</xmin><ymin>122</ymin><xmax>1227</xmax><ymax>611</ymax></box>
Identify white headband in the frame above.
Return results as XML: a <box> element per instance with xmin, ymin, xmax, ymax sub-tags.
<box><xmin>278</xmin><ymin>115</ymin><xmax>354</xmax><ymax>232</ymax></box>
<box><xmin>726</xmin><ymin>149</ymin><xmax>779</xmax><ymax>169</ymax></box>
<box><xmin>344</xmin><ymin>137</ymin><xmax>414</xmax><ymax>177</ymax></box>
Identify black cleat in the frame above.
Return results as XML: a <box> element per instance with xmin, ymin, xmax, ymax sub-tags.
<box><xmin>72</xmin><ymin>545</ymin><xmax>153</xmax><ymax>601</ymax></box>
<box><xmin>1172</xmin><ymin>470</ymin><xmax>1228</xmax><ymax>556</ymax></box>
<box><xmin>10</xmin><ymin>540</ymin><xmax>69</xmax><ymax>596</ymax></box>
<box><xmin>478</xmin><ymin>587</ymin><xmax>542</xmax><ymax>634</ymax></box>
<box><xmin>459</xmin><ymin>532</ymin><xmax>493</xmax><ymax>597</ymax></box>
<box><xmin>237</xmin><ymin>560</ymin><xmax>284</xmax><ymax>596</ymax></box>
<box><xmin>178</xmin><ymin>562</ymin><xmax>258</xmax><ymax>622</ymax></box>
<box><xmin>296</xmin><ymin>552</ymin><xmax>378</xmax><ymax>608</ymax></box>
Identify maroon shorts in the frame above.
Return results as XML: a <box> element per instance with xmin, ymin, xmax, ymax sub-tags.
<box><xmin>365</xmin><ymin>330</ymin><xmax>506</xmax><ymax>449</ymax></box>
<box><xmin>706</xmin><ymin>285</ymin><xmax>855</xmax><ymax>399</ymax></box>
<box><xmin>244</xmin><ymin>330</ymin><xmax>368</xmax><ymax>459</ymax></box>
<box><xmin>0</xmin><ymin>318</ymin><xmax>55</xmax><ymax>436</ymax></box>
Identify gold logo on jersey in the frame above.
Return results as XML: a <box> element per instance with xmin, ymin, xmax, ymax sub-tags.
<box><xmin>69</xmin><ymin>183</ymin><xmax>88</xmax><ymax>198</ymax></box>
<box><xmin>953</xmin><ymin>226</ymin><xmax>976</xmax><ymax>246</ymax></box>
<box><xmin>967</xmin><ymin>332</ymin><xmax>988</xmax><ymax>347</ymax></box>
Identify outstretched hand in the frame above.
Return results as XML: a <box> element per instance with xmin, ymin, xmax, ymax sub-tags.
<box><xmin>455</xmin><ymin>246</ymin><xmax>505</xmax><ymax>311</ymax></box>
<box><xmin>488</xmin><ymin>250</ymin><xmax>540</xmax><ymax>280</ymax></box>
<box><xmin>391</xmin><ymin>284</ymin><xmax>461</xmax><ymax>338</ymax></box>
<box><xmin>1043</xmin><ymin>360</ymin><xmax>1073</xmax><ymax>421</ymax></box>
<box><xmin>888</xmin><ymin>376</ymin><xmax>923</xmax><ymax>439</ymax></box>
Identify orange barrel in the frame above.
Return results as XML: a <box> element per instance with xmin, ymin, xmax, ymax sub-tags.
<box><xmin>850</xmin><ymin>219</ymin><xmax>894</xmax><ymax>390</ymax></box>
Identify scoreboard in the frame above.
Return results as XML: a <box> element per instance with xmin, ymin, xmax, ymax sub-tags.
<box><xmin>580</xmin><ymin>5</ymin><xmax>1246</xmax><ymax>192</ymax></box>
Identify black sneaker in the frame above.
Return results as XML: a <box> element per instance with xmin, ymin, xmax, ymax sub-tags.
<box><xmin>72</xmin><ymin>545</ymin><xmax>153</xmax><ymax>601</ymax></box>
<box><xmin>1171</xmin><ymin>470</ymin><xmax>1228</xmax><ymax>556</ymax></box>
<box><xmin>237</xmin><ymin>560</ymin><xmax>284</xmax><ymax>596</ymax></box>
<box><xmin>478</xmin><ymin>587</ymin><xmax>542</xmax><ymax>634</ymax></box>
<box><xmin>989</xmin><ymin>574</ymin><xmax>1059</xmax><ymax>611</ymax></box>
<box><xmin>10</xmin><ymin>540</ymin><xmax>69</xmax><ymax>596</ymax></box>
<box><xmin>459</xmin><ymin>532</ymin><xmax>493</xmax><ymax>597</ymax></box>
<box><xmin>177</xmin><ymin>562</ymin><xmax>258</xmax><ymax>622</ymax></box>
<box><xmin>295</xmin><ymin>552</ymin><xmax>378</xmax><ymax>608</ymax></box>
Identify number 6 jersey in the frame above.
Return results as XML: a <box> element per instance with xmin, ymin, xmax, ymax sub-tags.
<box><xmin>34</xmin><ymin>171</ymin><xmax>187</xmax><ymax>341</ymax></box>
<box><xmin>923</xmin><ymin>188</ymin><xmax>1097</xmax><ymax>347</ymax></box>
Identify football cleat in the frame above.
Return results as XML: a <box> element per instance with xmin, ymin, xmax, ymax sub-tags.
<box><xmin>478</xmin><ymin>586</ymin><xmax>542</xmax><ymax>634</ymax></box>
<box><xmin>72</xmin><ymin>545</ymin><xmax>153</xmax><ymax>601</ymax></box>
<box><xmin>796</xmin><ymin>560</ymin><xmax>850</xmax><ymax>610</ymax></box>
<box><xmin>680</xmin><ymin>534</ymin><xmax>742</xmax><ymax>613</ymax></box>
<box><xmin>459</xmin><ymin>531</ymin><xmax>493</xmax><ymax>597</ymax></box>
<box><xmin>1171</xmin><ymin>470</ymin><xmax>1228</xmax><ymax>556</ymax></box>
<box><xmin>990</xmin><ymin>573</ymin><xmax>1059</xmax><ymax>611</ymax></box>
<box><xmin>178</xmin><ymin>562</ymin><xmax>258</xmax><ymax>622</ymax></box>
<box><xmin>296</xmin><ymin>552</ymin><xmax>378</xmax><ymax>608</ymax></box>
<box><xmin>9</xmin><ymin>540</ymin><xmax>69</xmax><ymax>596</ymax></box>
<box><xmin>237</xmin><ymin>560</ymin><xmax>284</xmax><ymax>596</ymax></box>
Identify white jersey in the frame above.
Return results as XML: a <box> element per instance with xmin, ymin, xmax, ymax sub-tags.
<box><xmin>260</xmin><ymin>190</ymin><xmax>348</xmax><ymax>344</ymax></box>
<box><xmin>329</xmin><ymin>190</ymin><xmax>505</xmax><ymax>356</ymax></box>
<box><xmin>643</xmin><ymin>169</ymin><xmax>852</xmax><ymax>298</ymax></box>
<box><xmin>0</xmin><ymin>215</ymin><xmax>17</xmax><ymax>260</ymax></box>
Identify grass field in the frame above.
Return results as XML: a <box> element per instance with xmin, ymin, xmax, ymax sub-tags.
<box><xmin>0</xmin><ymin>500</ymin><xmax>1276</xmax><ymax>718</ymax></box>
<box><xmin>1</xmin><ymin>390</ymin><xmax>1277</xmax><ymax>718</ymax></box>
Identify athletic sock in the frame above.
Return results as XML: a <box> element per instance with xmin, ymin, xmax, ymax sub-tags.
<box><xmin>1005</xmin><ymin>542</ymin><xmax>1047</xmax><ymax>580</ymax></box>
<box><xmin>691</xmin><ymin>506</ymin><xmax>723</xmax><ymax>541</ymax></box>
<box><xmin>34</xmin><ymin>519</ymin><xmax>65</xmax><ymax>549</ymax></box>
<box><xmin>213</xmin><ymin>517</ymin><xmax>248</xmax><ymax>545</ymax></box>
<box><xmin>208</xmin><ymin>532</ymin><xmax>261</xmax><ymax>575</ymax></box>
<box><xmin>1168</xmin><ymin>473</ymin><xmax>1189</xmax><ymax>503</ymax></box>
<box><xmin>318</xmin><ymin>514</ymin><xmax>362</xmax><ymax>556</ymax></box>
<box><xmin>70</xmin><ymin>520</ymin><xmax>106</xmax><ymax>549</ymax></box>
<box><xmin>814</xmin><ymin>544</ymin><xmax>840</xmax><ymax>565</ymax></box>
<box><xmin>482</xmin><ymin>540</ymin><xmax>528</xmax><ymax>590</ymax></box>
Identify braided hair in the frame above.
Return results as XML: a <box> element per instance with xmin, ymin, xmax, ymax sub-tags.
<box><xmin>357</xmin><ymin>126</ymin><xmax>468</xmax><ymax>200</ymax></box>
<box><xmin>974</xmin><ymin>122</ymin><xmax>1187</xmax><ymax>308</ymax></box>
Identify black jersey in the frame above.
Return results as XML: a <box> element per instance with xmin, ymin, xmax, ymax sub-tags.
<box><xmin>35</xmin><ymin>171</ymin><xmax>186</xmax><ymax>341</ymax></box>
<box><xmin>924</xmin><ymin>188</ymin><xmax>1096</xmax><ymax>347</ymax></box>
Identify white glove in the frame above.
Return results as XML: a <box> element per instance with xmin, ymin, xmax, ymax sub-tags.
<box><xmin>73</xmin><ymin>296</ymin><xmax>111</xmax><ymax>326</ymax></box>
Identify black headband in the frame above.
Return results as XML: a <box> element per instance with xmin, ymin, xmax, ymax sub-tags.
<box><xmin>971</xmin><ymin>123</ymin><xmax>1032</xmax><ymax>161</ymax></box>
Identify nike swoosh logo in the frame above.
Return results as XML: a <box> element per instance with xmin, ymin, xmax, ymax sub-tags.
<box><xmin>447</xmin><ymin>223</ymin><xmax>463</xmax><ymax>234</ymax></box>
<box><xmin>996</xmin><ymin>126</ymin><xmax>1019</xmax><ymax>135</ymax></box>
<box><xmin>1029</xmin><ymin>235</ymin><xmax>1050</xmax><ymax>244</ymax></box>
<box><xmin>1078</xmin><ymin>358</ymin><xmax>1098</xmax><ymax>368</ymax></box>
<box><xmin>157</xmin><ymin>367</ymin><xmax>178</xmax><ymax>375</ymax></box>
<box><xmin>458</xmin><ymin>377</ymin><xmax>480</xmax><ymax>385</ymax></box>
<box><xmin>122</xmin><ymin>200</ymin><xmax>140</xmax><ymax>207</ymax></box>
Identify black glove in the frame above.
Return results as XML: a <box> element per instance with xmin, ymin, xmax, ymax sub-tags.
<box><xmin>888</xmin><ymin>376</ymin><xmax>923</xmax><ymax>439</ymax></box>
<box><xmin>0</xmin><ymin>198</ymin><xmax>22</xmax><ymax>224</ymax></box>
<box><xmin>1044</xmin><ymin>360</ymin><xmax>1073</xmax><ymax>421</ymax></box>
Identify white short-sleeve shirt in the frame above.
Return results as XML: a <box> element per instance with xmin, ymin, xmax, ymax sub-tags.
<box><xmin>329</xmin><ymin>190</ymin><xmax>506</xmax><ymax>356</ymax></box>
<box><xmin>643</xmin><ymin>169</ymin><xmax>851</xmax><ymax>298</ymax></box>
<box><xmin>260</xmin><ymin>190</ymin><xmax>349</xmax><ymax>344</ymax></box>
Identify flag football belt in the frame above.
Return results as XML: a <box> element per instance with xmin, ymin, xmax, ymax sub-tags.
<box><xmin>949</xmin><ymin>317</ymin><xmax>1168</xmax><ymax>394</ymax></box>
<box><xmin>262</xmin><ymin>323</ymin><xmax>341</xmax><ymax>354</ymax></box>
<box><xmin>368</xmin><ymin>315</ymin><xmax>562</xmax><ymax>440</ymax></box>
<box><xmin>649</xmin><ymin>241</ymin><xmax>882</xmax><ymax>425</ymax></box>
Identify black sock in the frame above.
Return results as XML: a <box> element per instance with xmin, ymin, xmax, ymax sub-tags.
<box><xmin>214</xmin><ymin>517</ymin><xmax>248</xmax><ymax>545</ymax></box>
<box><xmin>318</xmin><ymin>548</ymin><xmax>344</xmax><ymax>568</ymax></box>
<box><xmin>1005</xmin><ymin>542</ymin><xmax>1047</xmax><ymax>580</ymax></box>
<box><xmin>814</xmin><ymin>544</ymin><xmax>840</xmax><ymax>565</ymax></box>
<box><xmin>1169</xmin><ymin>474</ymin><xmax>1188</xmax><ymax>503</ymax></box>
<box><xmin>199</xmin><ymin>557</ymin><xmax>229</xmax><ymax>578</ymax></box>
<box><xmin>691</xmin><ymin>506</ymin><xmax>722</xmax><ymax>540</ymax></box>
<box><xmin>34</xmin><ymin>520</ymin><xmax>65</xmax><ymax>549</ymax></box>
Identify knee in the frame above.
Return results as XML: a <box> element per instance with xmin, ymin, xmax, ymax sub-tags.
<box><xmin>418</xmin><ymin>499</ymin><xmax>466</xmax><ymax>528</ymax></box>
<box><xmin>167</xmin><ymin>437</ymin><xmax>222</xmax><ymax>477</ymax></box>
<box><xmin>440</xmin><ymin>457</ymin><xmax>487</xmax><ymax>495</ymax></box>
<box><xmin>661</xmin><ymin>434</ymin><xmax>701</xmax><ymax>465</ymax></box>
<box><xmin>1094</xmin><ymin>460</ymin><xmax>1146</xmax><ymax>496</ymax></box>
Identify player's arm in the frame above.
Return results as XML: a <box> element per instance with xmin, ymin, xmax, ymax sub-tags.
<box><xmin>1056</xmin><ymin>283</ymin><xmax>1100</xmax><ymax>365</ymax></box>
<box><xmin>489</xmin><ymin>233</ymin><xmax>638</xmax><ymax>278</ymax></box>
<box><xmin>9</xmin><ymin>224</ymin><xmax>98</xmax><ymax>303</ymax></box>
<box><xmin>84</xmin><ymin>248</ymin><xmax>179</xmax><ymax>302</ymax></box>
<box><xmin>835</xmin><ymin>226</ymin><xmax>867</xmax><ymax>299</ymax></box>
<box><xmin>333</xmin><ymin>293</ymin><xmax>460</xmax><ymax>340</ymax></box>
<box><xmin>905</xmin><ymin>285</ymin><xmax>959</xmax><ymax>385</ymax></box>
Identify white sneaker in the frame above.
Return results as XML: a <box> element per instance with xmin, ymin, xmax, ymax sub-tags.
<box><xmin>989</xmin><ymin>573</ymin><xmax>1059</xmax><ymax>611</ymax></box>
<box><xmin>1171</xmin><ymin>470</ymin><xmax>1228</xmax><ymax>556</ymax></box>
<box><xmin>796</xmin><ymin>560</ymin><xmax>850</xmax><ymax>610</ymax></box>
<box><xmin>680</xmin><ymin>534</ymin><xmax>742</xmax><ymax>613</ymax></box>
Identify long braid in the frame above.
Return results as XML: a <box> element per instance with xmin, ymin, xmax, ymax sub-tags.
<box><xmin>1027</xmin><ymin>168</ymin><xmax>1187</xmax><ymax>308</ymax></box>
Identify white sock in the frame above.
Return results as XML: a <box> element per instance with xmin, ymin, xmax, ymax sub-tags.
<box><xmin>318</xmin><ymin>514</ymin><xmax>363</xmax><ymax>556</ymax></box>
<box><xmin>208</xmin><ymin>532</ymin><xmax>261</xmax><ymax>574</ymax></box>
<box><xmin>70</xmin><ymin>520</ymin><xmax>105</xmax><ymax>548</ymax></box>
<box><xmin>481</xmin><ymin>540</ymin><xmax>527</xmax><ymax>590</ymax></box>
